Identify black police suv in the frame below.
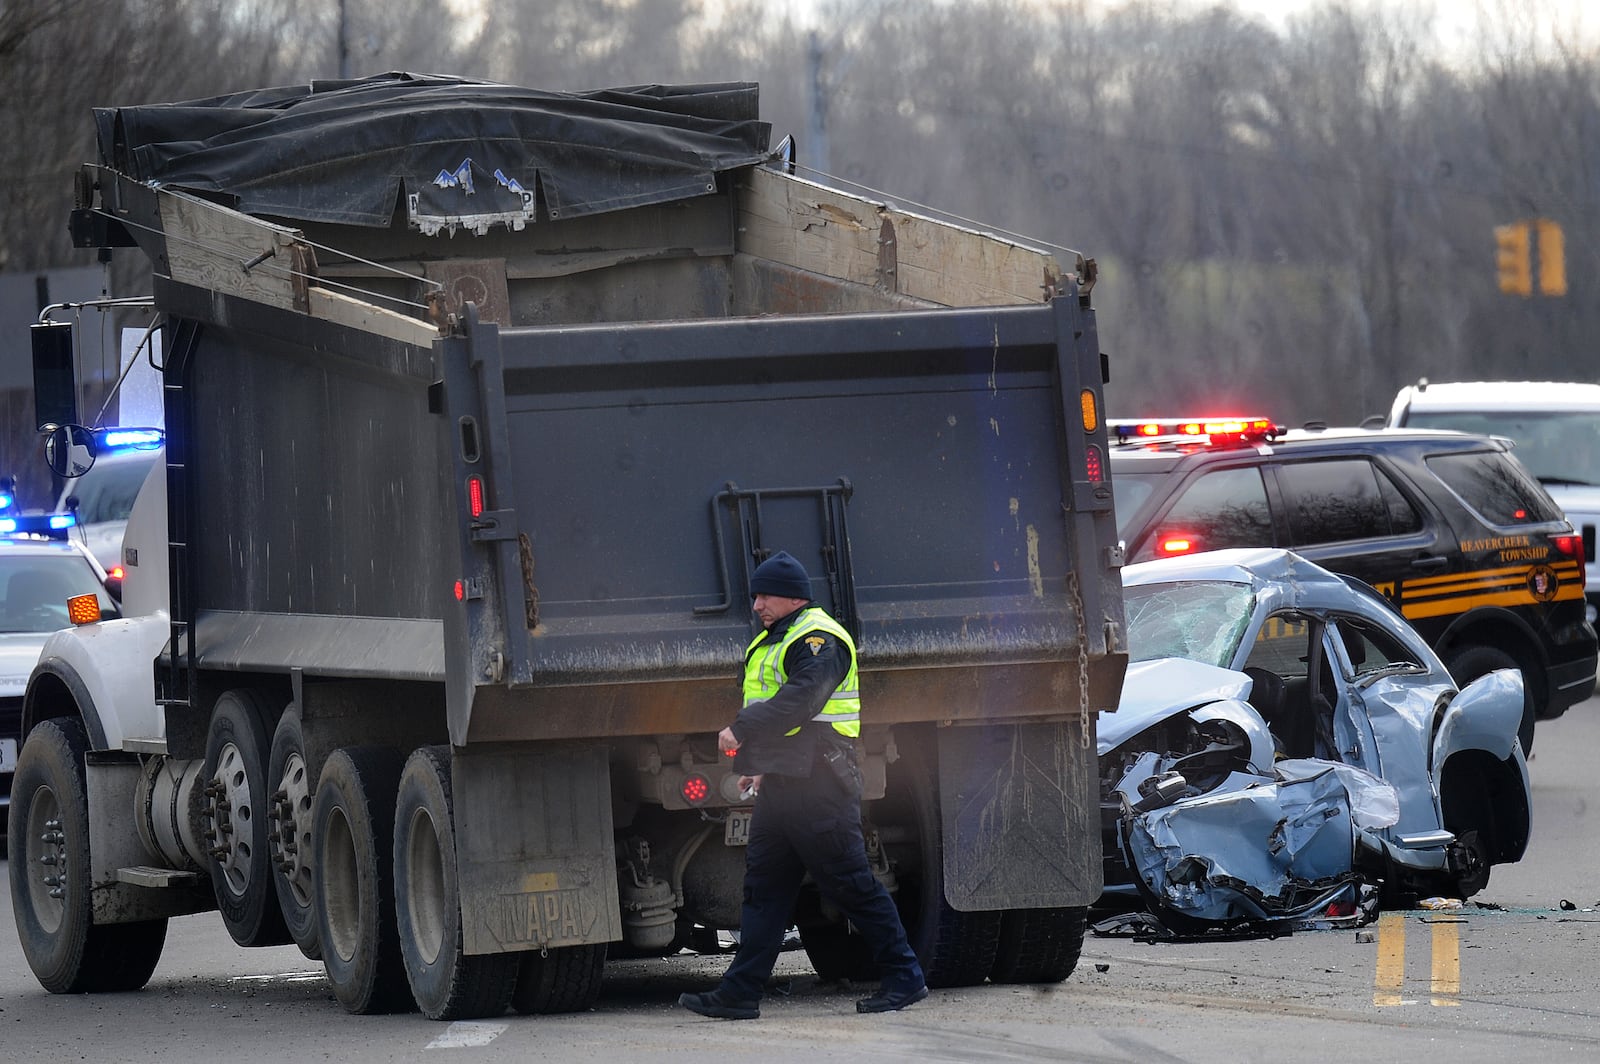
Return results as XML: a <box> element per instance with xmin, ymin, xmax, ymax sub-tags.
<box><xmin>1108</xmin><ymin>418</ymin><xmax>1599</xmax><ymax>754</ymax></box>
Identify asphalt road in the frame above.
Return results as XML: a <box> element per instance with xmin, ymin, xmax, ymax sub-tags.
<box><xmin>5</xmin><ymin>701</ymin><xmax>1600</xmax><ymax>1062</ymax></box>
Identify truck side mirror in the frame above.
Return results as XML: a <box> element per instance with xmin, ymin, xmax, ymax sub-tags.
<box><xmin>32</xmin><ymin>321</ymin><xmax>80</xmax><ymax>431</ymax></box>
<box><xmin>44</xmin><ymin>424</ymin><xmax>97</xmax><ymax>478</ymax></box>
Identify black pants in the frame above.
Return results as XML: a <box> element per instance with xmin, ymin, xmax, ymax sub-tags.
<box><xmin>717</xmin><ymin>764</ymin><xmax>924</xmax><ymax>1001</ymax></box>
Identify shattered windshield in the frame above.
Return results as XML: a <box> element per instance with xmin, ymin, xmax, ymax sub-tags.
<box><xmin>1124</xmin><ymin>580</ymin><xmax>1255</xmax><ymax>667</ymax></box>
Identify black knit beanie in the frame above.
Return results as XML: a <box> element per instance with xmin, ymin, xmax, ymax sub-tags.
<box><xmin>749</xmin><ymin>551</ymin><xmax>812</xmax><ymax>600</ymax></box>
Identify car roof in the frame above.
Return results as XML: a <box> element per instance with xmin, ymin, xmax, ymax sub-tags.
<box><xmin>1395</xmin><ymin>380</ymin><xmax>1600</xmax><ymax>411</ymax></box>
<box><xmin>0</xmin><ymin>536</ymin><xmax>107</xmax><ymax>573</ymax></box>
<box><xmin>1123</xmin><ymin>546</ymin><xmax>1352</xmax><ymax>593</ymax></box>
<box><xmin>1108</xmin><ymin>424</ymin><xmax>1501</xmax><ymax>466</ymax></box>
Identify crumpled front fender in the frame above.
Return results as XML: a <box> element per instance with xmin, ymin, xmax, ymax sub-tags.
<box><xmin>1124</xmin><ymin>760</ymin><xmax>1395</xmax><ymax>924</ymax></box>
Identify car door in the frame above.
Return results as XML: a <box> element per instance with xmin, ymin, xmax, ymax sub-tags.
<box><xmin>1267</xmin><ymin>456</ymin><xmax>1446</xmax><ymax>603</ymax></box>
<box><xmin>1325</xmin><ymin>613</ymin><xmax>1445</xmax><ymax>840</ymax></box>
<box><xmin>1127</xmin><ymin>462</ymin><xmax>1280</xmax><ymax>563</ymax></box>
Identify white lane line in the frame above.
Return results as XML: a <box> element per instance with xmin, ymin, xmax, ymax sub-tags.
<box><xmin>426</xmin><ymin>1021</ymin><xmax>510</xmax><ymax>1049</ymax></box>
<box><xmin>228</xmin><ymin>971</ymin><xmax>327</xmax><ymax>987</ymax></box>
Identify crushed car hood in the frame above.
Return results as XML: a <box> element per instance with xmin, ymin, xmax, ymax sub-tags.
<box><xmin>1099</xmin><ymin>658</ymin><xmax>1253</xmax><ymax>754</ymax></box>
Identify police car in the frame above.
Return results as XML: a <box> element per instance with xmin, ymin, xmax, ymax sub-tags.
<box><xmin>51</xmin><ymin>427</ymin><xmax>163</xmax><ymax>573</ymax></box>
<box><xmin>1108</xmin><ymin>417</ymin><xmax>1599</xmax><ymax>754</ymax></box>
<box><xmin>1</xmin><ymin>516</ymin><xmax>123</xmax><ymax>842</ymax></box>
<box><xmin>1388</xmin><ymin>380</ymin><xmax>1600</xmax><ymax>625</ymax></box>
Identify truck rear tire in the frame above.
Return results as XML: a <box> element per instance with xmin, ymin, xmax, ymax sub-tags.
<box><xmin>394</xmin><ymin>745</ymin><xmax>518</xmax><ymax>1020</ymax></box>
<box><xmin>206</xmin><ymin>689</ymin><xmax>291</xmax><ymax>947</ymax></box>
<box><xmin>313</xmin><ymin>745</ymin><xmax>415</xmax><ymax>1014</ymax></box>
<box><xmin>10</xmin><ymin>717</ymin><xmax>169</xmax><ymax>993</ymax></box>
<box><xmin>511</xmin><ymin>942</ymin><xmax>607</xmax><ymax>1014</ymax></box>
<box><xmin>989</xmin><ymin>906</ymin><xmax>1086</xmax><ymax>984</ymax></box>
<box><xmin>268</xmin><ymin>705</ymin><xmax>321</xmax><ymax>960</ymax></box>
<box><xmin>877</xmin><ymin>735</ymin><xmax>1002</xmax><ymax>988</ymax></box>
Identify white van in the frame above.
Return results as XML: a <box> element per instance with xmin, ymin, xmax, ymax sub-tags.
<box><xmin>1389</xmin><ymin>379</ymin><xmax>1600</xmax><ymax>621</ymax></box>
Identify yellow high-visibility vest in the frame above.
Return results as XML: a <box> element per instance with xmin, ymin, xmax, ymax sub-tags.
<box><xmin>742</xmin><ymin>606</ymin><xmax>861</xmax><ymax>738</ymax></box>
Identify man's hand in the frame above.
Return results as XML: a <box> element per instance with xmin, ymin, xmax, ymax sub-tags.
<box><xmin>738</xmin><ymin>774</ymin><xmax>763</xmax><ymax>800</ymax></box>
<box><xmin>718</xmin><ymin>726</ymin><xmax>741</xmax><ymax>756</ymax></box>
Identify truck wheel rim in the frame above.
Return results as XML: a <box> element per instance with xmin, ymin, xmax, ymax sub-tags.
<box><xmin>405</xmin><ymin>807</ymin><xmax>447</xmax><ymax>966</ymax></box>
<box><xmin>25</xmin><ymin>785</ymin><xmax>67</xmax><ymax>933</ymax></box>
<box><xmin>211</xmin><ymin>740</ymin><xmax>256</xmax><ymax>896</ymax></box>
<box><xmin>272</xmin><ymin>751</ymin><xmax>315</xmax><ymax>908</ymax></box>
<box><xmin>323</xmin><ymin>807</ymin><xmax>360</xmax><ymax>963</ymax></box>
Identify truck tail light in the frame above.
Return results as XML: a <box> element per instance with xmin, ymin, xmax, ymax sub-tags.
<box><xmin>467</xmin><ymin>475</ymin><xmax>485</xmax><ymax>518</ymax></box>
<box><xmin>681</xmin><ymin>773</ymin><xmax>711</xmax><ymax>805</ymax></box>
<box><xmin>1084</xmin><ymin>444</ymin><xmax>1104</xmax><ymax>483</ymax></box>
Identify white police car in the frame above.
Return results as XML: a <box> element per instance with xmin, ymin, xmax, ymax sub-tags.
<box><xmin>1</xmin><ymin>522</ymin><xmax>121</xmax><ymax>843</ymax></box>
<box><xmin>52</xmin><ymin>428</ymin><xmax>163</xmax><ymax>573</ymax></box>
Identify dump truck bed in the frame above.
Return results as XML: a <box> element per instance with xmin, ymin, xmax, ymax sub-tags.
<box><xmin>74</xmin><ymin>73</ymin><xmax>1124</xmax><ymax>747</ymax></box>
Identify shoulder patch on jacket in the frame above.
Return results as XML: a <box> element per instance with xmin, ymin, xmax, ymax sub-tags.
<box><xmin>804</xmin><ymin>635</ymin><xmax>827</xmax><ymax>655</ymax></box>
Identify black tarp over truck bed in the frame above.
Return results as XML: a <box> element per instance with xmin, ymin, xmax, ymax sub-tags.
<box><xmin>76</xmin><ymin>73</ymin><xmax>1124</xmax><ymax>923</ymax></box>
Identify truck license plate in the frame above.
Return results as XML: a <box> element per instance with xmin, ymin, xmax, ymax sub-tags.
<box><xmin>0</xmin><ymin>738</ymin><xmax>16</xmax><ymax>774</ymax></box>
<box><xmin>724</xmin><ymin>807</ymin><xmax>753</xmax><ymax>846</ymax></box>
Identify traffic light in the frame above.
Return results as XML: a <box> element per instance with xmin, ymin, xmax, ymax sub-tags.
<box><xmin>1495</xmin><ymin>222</ymin><xmax>1532</xmax><ymax>297</ymax></box>
<box><xmin>1495</xmin><ymin>218</ymin><xmax>1567</xmax><ymax>297</ymax></box>
<box><xmin>1537</xmin><ymin>218</ymin><xmax>1567</xmax><ymax>296</ymax></box>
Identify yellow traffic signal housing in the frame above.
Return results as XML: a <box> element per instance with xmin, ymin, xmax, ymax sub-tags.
<box><xmin>1495</xmin><ymin>222</ymin><xmax>1532</xmax><ymax>297</ymax></box>
<box><xmin>1537</xmin><ymin>218</ymin><xmax>1567</xmax><ymax>296</ymax></box>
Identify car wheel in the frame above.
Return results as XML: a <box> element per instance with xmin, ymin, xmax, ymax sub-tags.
<box><xmin>1445</xmin><ymin>645</ymin><xmax>1535</xmax><ymax>757</ymax></box>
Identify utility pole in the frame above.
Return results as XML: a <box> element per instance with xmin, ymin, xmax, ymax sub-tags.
<box><xmin>805</xmin><ymin>30</ymin><xmax>830</xmax><ymax>177</ymax></box>
<box><xmin>338</xmin><ymin>0</ymin><xmax>350</xmax><ymax>80</ymax></box>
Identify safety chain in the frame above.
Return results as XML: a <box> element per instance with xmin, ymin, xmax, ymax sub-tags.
<box><xmin>1069</xmin><ymin>572</ymin><xmax>1091</xmax><ymax>750</ymax></box>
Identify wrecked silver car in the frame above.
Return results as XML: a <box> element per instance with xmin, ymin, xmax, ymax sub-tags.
<box><xmin>1099</xmin><ymin>547</ymin><xmax>1531</xmax><ymax>931</ymax></box>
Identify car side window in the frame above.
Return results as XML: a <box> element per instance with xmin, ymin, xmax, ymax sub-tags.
<box><xmin>1243</xmin><ymin>613</ymin><xmax>1310</xmax><ymax>679</ymax></box>
<box><xmin>1278</xmin><ymin>458</ymin><xmax>1421</xmax><ymax>546</ymax></box>
<box><xmin>1137</xmin><ymin>466</ymin><xmax>1272</xmax><ymax>561</ymax></box>
<box><xmin>1425</xmin><ymin>450</ymin><xmax>1564</xmax><ymax>526</ymax></box>
<box><xmin>1331</xmin><ymin>616</ymin><xmax>1422</xmax><ymax>677</ymax></box>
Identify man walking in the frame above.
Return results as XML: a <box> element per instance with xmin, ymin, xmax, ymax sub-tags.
<box><xmin>679</xmin><ymin>550</ymin><xmax>928</xmax><ymax>1019</ymax></box>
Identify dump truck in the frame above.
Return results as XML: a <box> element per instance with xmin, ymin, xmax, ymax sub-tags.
<box><xmin>10</xmin><ymin>73</ymin><xmax>1126</xmax><ymax>1019</ymax></box>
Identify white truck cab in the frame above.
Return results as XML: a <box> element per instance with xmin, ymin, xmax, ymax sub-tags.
<box><xmin>1389</xmin><ymin>379</ymin><xmax>1600</xmax><ymax>622</ymax></box>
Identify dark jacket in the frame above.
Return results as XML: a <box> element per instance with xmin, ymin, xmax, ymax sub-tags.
<box><xmin>729</xmin><ymin>603</ymin><xmax>852</xmax><ymax>778</ymax></box>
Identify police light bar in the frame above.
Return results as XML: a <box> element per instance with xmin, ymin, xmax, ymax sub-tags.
<box><xmin>1110</xmin><ymin>417</ymin><xmax>1280</xmax><ymax>443</ymax></box>
<box><xmin>95</xmin><ymin>427</ymin><xmax>164</xmax><ymax>453</ymax></box>
<box><xmin>0</xmin><ymin>512</ymin><xmax>76</xmax><ymax>538</ymax></box>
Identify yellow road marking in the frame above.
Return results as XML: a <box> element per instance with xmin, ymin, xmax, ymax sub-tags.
<box><xmin>1372</xmin><ymin>912</ymin><xmax>1464</xmax><ymax>1007</ymax></box>
<box><xmin>1431</xmin><ymin>920</ymin><xmax>1461</xmax><ymax>1006</ymax></box>
<box><xmin>1374</xmin><ymin>912</ymin><xmax>1406</xmax><ymax>1006</ymax></box>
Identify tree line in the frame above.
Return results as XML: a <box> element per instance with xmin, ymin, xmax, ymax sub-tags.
<box><xmin>1</xmin><ymin>0</ymin><xmax>1592</xmax><ymax>501</ymax></box>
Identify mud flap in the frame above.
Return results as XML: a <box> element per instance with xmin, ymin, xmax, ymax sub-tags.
<box><xmin>937</xmin><ymin>721</ymin><xmax>1101</xmax><ymax>910</ymax></box>
<box><xmin>454</xmin><ymin>742</ymin><xmax>623</xmax><ymax>955</ymax></box>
